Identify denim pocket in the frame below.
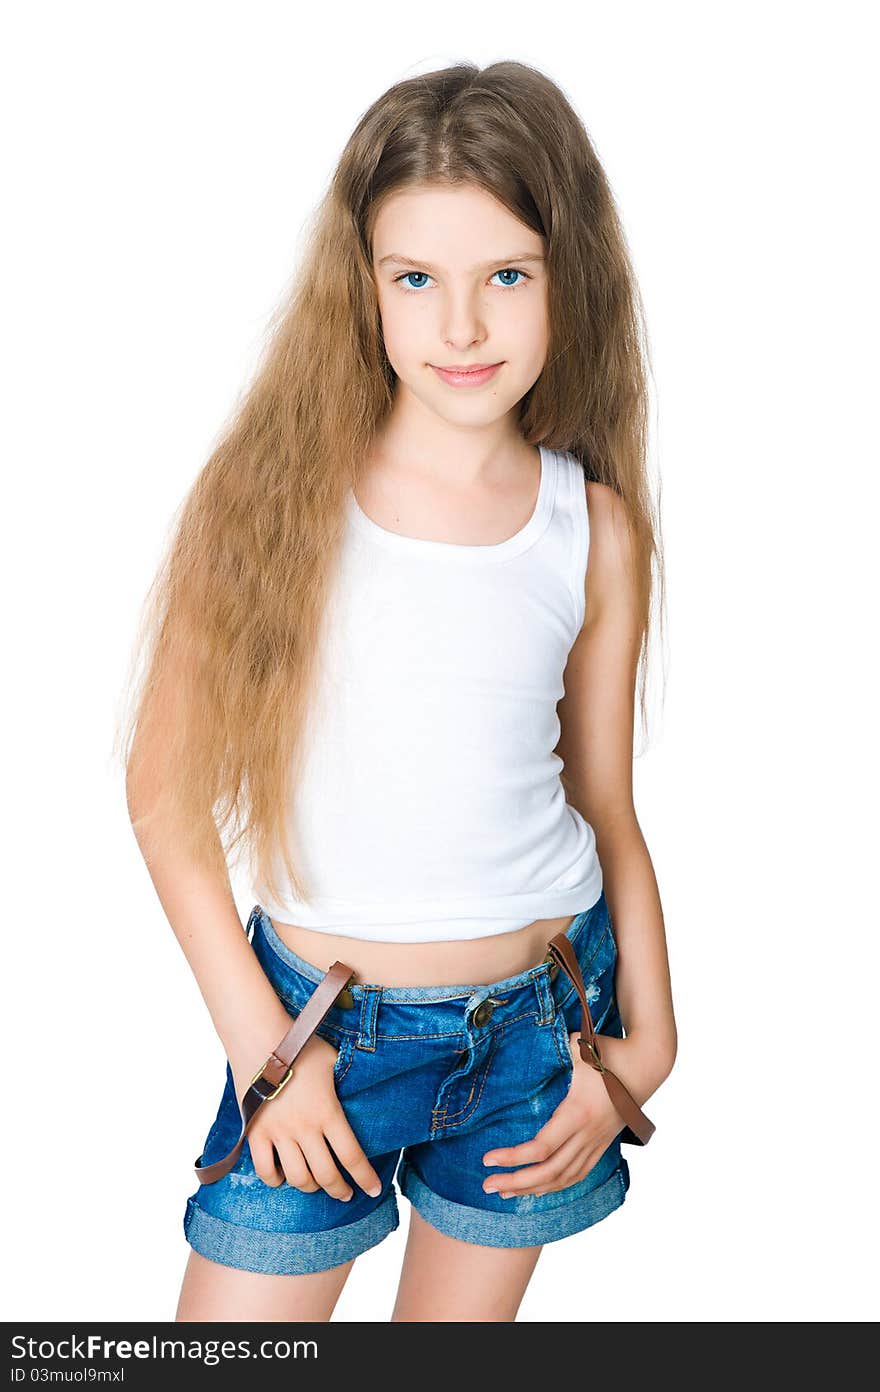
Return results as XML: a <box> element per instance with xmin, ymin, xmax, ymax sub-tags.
<box><xmin>331</xmin><ymin>1031</ymin><xmax>358</xmax><ymax>1085</ymax></box>
<box><xmin>551</xmin><ymin>1009</ymin><xmax>577</xmax><ymax>1075</ymax></box>
<box><xmin>261</xmin><ymin>981</ymin><xmax>358</xmax><ymax>1088</ymax></box>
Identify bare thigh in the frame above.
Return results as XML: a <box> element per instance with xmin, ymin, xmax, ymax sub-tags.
<box><xmin>391</xmin><ymin>1209</ymin><xmax>543</xmax><ymax>1322</ymax></box>
<box><xmin>175</xmin><ymin>1249</ymin><xmax>356</xmax><ymax>1322</ymax></box>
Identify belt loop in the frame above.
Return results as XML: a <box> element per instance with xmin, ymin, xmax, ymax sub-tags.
<box><xmin>357</xmin><ymin>986</ymin><xmax>381</xmax><ymax>1052</ymax></box>
<box><xmin>533</xmin><ymin>969</ymin><xmax>554</xmax><ymax>1026</ymax></box>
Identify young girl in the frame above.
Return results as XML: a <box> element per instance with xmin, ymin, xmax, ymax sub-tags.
<box><xmin>119</xmin><ymin>58</ymin><xmax>677</xmax><ymax>1323</ymax></box>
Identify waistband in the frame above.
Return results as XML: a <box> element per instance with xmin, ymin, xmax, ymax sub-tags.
<box><xmin>245</xmin><ymin>894</ymin><xmax>609</xmax><ymax>1042</ymax></box>
<box><xmin>251</xmin><ymin>898</ymin><xmax>603</xmax><ymax>994</ymax></box>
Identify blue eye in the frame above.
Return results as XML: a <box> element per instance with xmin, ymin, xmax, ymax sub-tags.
<box><xmin>491</xmin><ymin>268</ymin><xmax>527</xmax><ymax>288</ymax></box>
<box><xmin>399</xmin><ymin>271</ymin><xmax>431</xmax><ymax>290</ymax></box>
<box><xmin>393</xmin><ymin>267</ymin><xmax>531</xmax><ymax>293</ymax></box>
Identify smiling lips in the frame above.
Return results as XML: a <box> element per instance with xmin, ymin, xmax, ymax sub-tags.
<box><xmin>430</xmin><ymin>362</ymin><xmax>503</xmax><ymax>388</ymax></box>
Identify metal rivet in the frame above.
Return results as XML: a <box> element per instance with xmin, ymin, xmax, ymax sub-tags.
<box><xmin>472</xmin><ymin>1000</ymin><xmax>495</xmax><ymax>1028</ymax></box>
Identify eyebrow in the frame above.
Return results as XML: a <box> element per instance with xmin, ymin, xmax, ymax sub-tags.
<box><xmin>377</xmin><ymin>251</ymin><xmax>545</xmax><ymax>272</ymax></box>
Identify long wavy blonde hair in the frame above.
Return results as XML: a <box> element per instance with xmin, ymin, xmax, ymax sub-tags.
<box><xmin>113</xmin><ymin>58</ymin><xmax>664</xmax><ymax>908</ymax></box>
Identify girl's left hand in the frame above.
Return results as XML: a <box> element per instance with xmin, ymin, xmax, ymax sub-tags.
<box><xmin>481</xmin><ymin>1031</ymin><xmax>629</xmax><ymax>1199</ymax></box>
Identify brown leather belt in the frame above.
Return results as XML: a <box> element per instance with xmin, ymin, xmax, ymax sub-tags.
<box><xmin>194</xmin><ymin>929</ymin><xmax>654</xmax><ymax>1185</ymax></box>
<box><xmin>545</xmin><ymin>930</ymin><xmax>655</xmax><ymax>1146</ymax></box>
<box><xmin>193</xmin><ymin>959</ymin><xmax>356</xmax><ymax>1186</ymax></box>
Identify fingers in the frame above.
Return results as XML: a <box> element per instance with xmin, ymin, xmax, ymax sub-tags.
<box><xmin>274</xmin><ymin>1135</ymin><xmax>319</xmax><ymax>1193</ymax></box>
<box><xmin>324</xmin><ymin>1111</ymin><xmax>384</xmax><ymax>1198</ymax></box>
<box><xmin>484</xmin><ymin>1130</ymin><xmax>587</xmax><ymax>1197</ymax></box>
<box><xmin>483</xmin><ymin>1105</ymin><xmax>574</xmax><ymax>1169</ymax></box>
<box><xmin>249</xmin><ymin>1133</ymin><xmax>284</xmax><ymax>1187</ymax></box>
<box><xmin>244</xmin><ymin>1054</ymin><xmax>384</xmax><ymax>1201</ymax></box>
<box><xmin>297</xmin><ymin>1130</ymin><xmax>355</xmax><ymax>1202</ymax></box>
<box><xmin>251</xmin><ymin>1120</ymin><xmax>352</xmax><ymax>1200</ymax></box>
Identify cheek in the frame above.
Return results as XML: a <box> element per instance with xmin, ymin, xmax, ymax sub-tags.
<box><xmin>506</xmin><ymin>313</ymin><xmax>549</xmax><ymax>387</ymax></box>
<box><xmin>531</xmin><ymin>314</ymin><xmax>551</xmax><ymax>378</ymax></box>
<box><xmin>376</xmin><ymin>293</ymin><xmax>424</xmax><ymax>367</ymax></box>
<box><xmin>521</xmin><ymin>296</ymin><xmax>550</xmax><ymax>355</ymax></box>
<box><xmin>380</xmin><ymin>325</ymin><xmax>411</xmax><ymax>374</ymax></box>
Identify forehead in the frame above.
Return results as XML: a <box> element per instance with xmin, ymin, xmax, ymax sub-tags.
<box><xmin>371</xmin><ymin>184</ymin><xmax>544</xmax><ymax>265</ymax></box>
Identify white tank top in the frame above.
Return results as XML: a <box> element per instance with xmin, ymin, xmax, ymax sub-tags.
<box><xmin>252</xmin><ymin>445</ymin><xmax>603</xmax><ymax>942</ymax></box>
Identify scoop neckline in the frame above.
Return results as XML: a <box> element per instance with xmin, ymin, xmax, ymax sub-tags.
<box><xmin>345</xmin><ymin>445</ymin><xmax>556</xmax><ymax>563</ymax></box>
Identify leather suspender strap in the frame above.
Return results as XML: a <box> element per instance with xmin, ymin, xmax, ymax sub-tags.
<box><xmin>193</xmin><ymin>932</ymin><xmax>654</xmax><ymax>1187</ymax></box>
<box><xmin>546</xmin><ymin>931</ymin><xmax>656</xmax><ymax>1146</ymax></box>
<box><xmin>194</xmin><ymin>958</ymin><xmax>357</xmax><ymax>1185</ymax></box>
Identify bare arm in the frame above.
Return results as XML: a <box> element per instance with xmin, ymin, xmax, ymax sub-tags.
<box><xmin>555</xmin><ymin>481</ymin><xmax>678</xmax><ymax>1102</ymax></box>
<box><xmin>125</xmin><ymin>662</ymin><xmax>383</xmax><ymax>1200</ymax></box>
<box><xmin>125</xmin><ymin>775</ymin><xmax>294</xmax><ymax>1093</ymax></box>
<box><xmin>124</xmin><ymin>650</ymin><xmax>294</xmax><ymax>1090</ymax></box>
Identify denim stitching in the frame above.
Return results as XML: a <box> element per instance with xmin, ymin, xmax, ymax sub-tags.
<box><xmin>373</xmin><ymin>1005</ymin><xmax>536</xmax><ymax>1043</ymax></box>
<box><xmin>255</xmin><ymin>906</ymin><xmax>609</xmax><ymax>1007</ymax></box>
<box><xmin>332</xmin><ymin>1035</ymin><xmax>357</xmax><ymax>1084</ymax></box>
<box><xmin>270</xmin><ymin>994</ymin><xmax>365</xmax><ymax>1053</ymax></box>
<box><xmin>432</xmin><ymin>1026</ymin><xmax>503</xmax><ymax>1128</ymax></box>
<box><xmin>552</xmin><ymin>1011</ymin><xmax>575</xmax><ymax>1072</ymax></box>
<box><xmin>273</xmin><ymin>990</ymin><xmax>363</xmax><ymax>1040</ymax></box>
<box><xmin>264</xmin><ymin>920</ymin><xmax>609</xmax><ymax>1038</ymax></box>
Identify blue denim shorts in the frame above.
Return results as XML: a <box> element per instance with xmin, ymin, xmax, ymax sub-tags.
<box><xmin>183</xmin><ymin>891</ymin><xmax>630</xmax><ymax>1274</ymax></box>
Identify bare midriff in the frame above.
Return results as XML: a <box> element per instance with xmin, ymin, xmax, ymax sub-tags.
<box><xmin>265</xmin><ymin>913</ymin><xmax>577</xmax><ymax>989</ymax></box>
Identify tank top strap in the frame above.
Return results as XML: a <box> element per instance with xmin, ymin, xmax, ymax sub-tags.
<box><xmin>540</xmin><ymin>448</ymin><xmax>589</xmax><ymax>639</ymax></box>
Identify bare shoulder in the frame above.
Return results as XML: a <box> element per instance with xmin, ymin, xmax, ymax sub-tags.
<box><xmin>555</xmin><ymin>477</ymin><xmax>640</xmax><ymax>815</ymax></box>
<box><xmin>582</xmin><ymin>479</ymin><xmax>639</xmax><ymax>626</ymax></box>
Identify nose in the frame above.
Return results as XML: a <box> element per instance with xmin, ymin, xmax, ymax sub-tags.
<box><xmin>441</xmin><ymin>291</ymin><xmax>488</xmax><ymax>351</ymax></box>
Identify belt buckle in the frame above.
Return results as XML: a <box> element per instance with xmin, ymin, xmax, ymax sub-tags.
<box><xmin>249</xmin><ymin>1061</ymin><xmax>294</xmax><ymax>1101</ymax></box>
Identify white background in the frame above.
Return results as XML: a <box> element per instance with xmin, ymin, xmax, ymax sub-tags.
<box><xmin>3</xmin><ymin>0</ymin><xmax>877</xmax><ymax>1322</ymax></box>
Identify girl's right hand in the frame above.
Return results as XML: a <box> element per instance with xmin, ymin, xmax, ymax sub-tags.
<box><xmin>230</xmin><ymin>1033</ymin><xmax>383</xmax><ymax>1202</ymax></box>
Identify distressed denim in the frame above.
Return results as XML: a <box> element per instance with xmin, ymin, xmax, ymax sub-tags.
<box><xmin>183</xmin><ymin>890</ymin><xmax>630</xmax><ymax>1275</ymax></box>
